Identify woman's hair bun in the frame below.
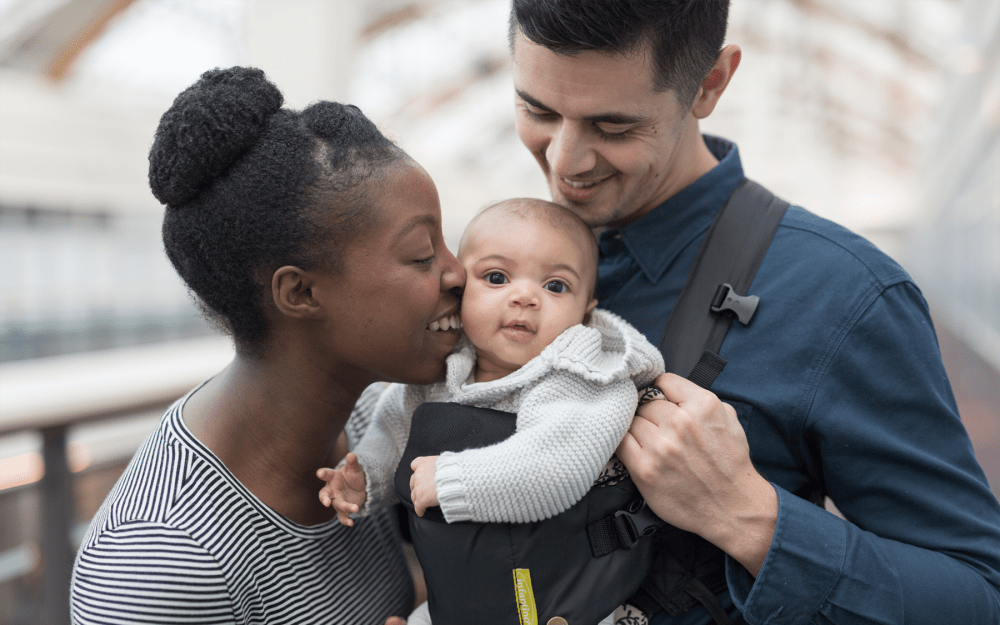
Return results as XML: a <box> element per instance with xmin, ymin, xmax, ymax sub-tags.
<box><xmin>148</xmin><ymin>67</ymin><xmax>283</xmax><ymax>207</ymax></box>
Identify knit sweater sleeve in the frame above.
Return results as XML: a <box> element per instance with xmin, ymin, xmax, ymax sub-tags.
<box><xmin>351</xmin><ymin>383</ymin><xmax>421</xmax><ymax>516</ymax></box>
<box><xmin>434</xmin><ymin>372</ymin><xmax>639</xmax><ymax>523</ymax></box>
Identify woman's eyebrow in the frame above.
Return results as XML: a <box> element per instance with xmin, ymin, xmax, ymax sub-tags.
<box><xmin>516</xmin><ymin>89</ymin><xmax>646</xmax><ymax>125</ymax></box>
<box><xmin>392</xmin><ymin>214</ymin><xmax>437</xmax><ymax>244</ymax></box>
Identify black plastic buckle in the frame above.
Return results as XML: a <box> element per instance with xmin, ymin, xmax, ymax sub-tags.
<box><xmin>711</xmin><ymin>283</ymin><xmax>759</xmax><ymax>325</ymax></box>
<box><xmin>613</xmin><ymin>498</ymin><xmax>664</xmax><ymax>549</ymax></box>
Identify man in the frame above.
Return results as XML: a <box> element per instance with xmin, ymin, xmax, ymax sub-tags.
<box><xmin>509</xmin><ymin>1</ymin><xmax>1000</xmax><ymax>624</ymax></box>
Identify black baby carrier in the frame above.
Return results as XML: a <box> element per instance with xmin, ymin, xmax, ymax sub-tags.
<box><xmin>393</xmin><ymin>180</ymin><xmax>789</xmax><ymax>625</ymax></box>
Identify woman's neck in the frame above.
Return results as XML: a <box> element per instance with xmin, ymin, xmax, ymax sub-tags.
<box><xmin>183</xmin><ymin>350</ymin><xmax>368</xmax><ymax>526</ymax></box>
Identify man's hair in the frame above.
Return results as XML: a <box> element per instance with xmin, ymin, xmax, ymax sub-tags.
<box><xmin>510</xmin><ymin>0</ymin><xmax>730</xmax><ymax>107</ymax></box>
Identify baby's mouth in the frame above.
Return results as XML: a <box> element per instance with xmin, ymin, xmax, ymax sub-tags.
<box><xmin>503</xmin><ymin>320</ymin><xmax>535</xmax><ymax>333</ymax></box>
<box><xmin>428</xmin><ymin>313</ymin><xmax>462</xmax><ymax>332</ymax></box>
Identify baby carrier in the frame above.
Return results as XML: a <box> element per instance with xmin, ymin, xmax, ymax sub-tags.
<box><xmin>393</xmin><ymin>180</ymin><xmax>789</xmax><ymax>625</ymax></box>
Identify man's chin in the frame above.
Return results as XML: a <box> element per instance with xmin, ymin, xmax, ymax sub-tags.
<box><xmin>549</xmin><ymin>191</ymin><xmax>626</xmax><ymax>229</ymax></box>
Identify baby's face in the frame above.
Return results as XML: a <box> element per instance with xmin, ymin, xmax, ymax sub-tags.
<box><xmin>458</xmin><ymin>212</ymin><xmax>597</xmax><ymax>382</ymax></box>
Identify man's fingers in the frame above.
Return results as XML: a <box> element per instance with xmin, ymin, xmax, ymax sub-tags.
<box><xmin>652</xmin><ymin>372</ymin><xmax>714</xmax><ymax>405</ymax></box>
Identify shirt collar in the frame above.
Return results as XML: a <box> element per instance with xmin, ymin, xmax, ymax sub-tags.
<box><xmin>599</xmin><ymin>135</ymin><xmax>745</xmax><ymax>282</ymax></box>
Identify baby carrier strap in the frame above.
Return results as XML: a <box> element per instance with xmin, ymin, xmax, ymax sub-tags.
<box><xmin>395</xmin><ymin>402</ymin><xmax>653</xmax><ymax>625</ymax></box>
<box><xmin>634</xmin><ymin>178</ymin><xmax>789</xmax><ymax>623</ymax></box>
<box><xmin>658</xmin><ymin>178</ymin><xmax>790</xmax><ymax>383</ymax></box>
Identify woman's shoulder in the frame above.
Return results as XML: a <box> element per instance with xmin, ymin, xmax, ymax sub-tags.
<box><xmin>77</xmin><ymin>402</ymin><xmax>207</xmax><ymax>549</ymax></box>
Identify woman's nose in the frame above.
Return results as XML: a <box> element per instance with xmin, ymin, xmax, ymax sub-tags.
<box><xmin>440</xmin><ymin>247</ymin><xmax>465</xmax><ymax>293</ymax></box>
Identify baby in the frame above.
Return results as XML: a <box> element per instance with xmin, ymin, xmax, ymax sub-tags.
<box><xmin>317</xmin><ymin>198</ymin><xmax>664</xmax><ymax>622</ymax></box>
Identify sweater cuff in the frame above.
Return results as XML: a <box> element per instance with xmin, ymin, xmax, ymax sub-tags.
<box><xmin>435</xmin><ymin>452</ymin><xmax>473</xmax><ymax>522</ymax></box>
<box><xmin>351</xmin><ymin>451</ymin><xmax>384</xmax><ymax>518</ymax></box>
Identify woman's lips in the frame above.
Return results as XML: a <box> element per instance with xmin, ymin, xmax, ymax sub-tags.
<box><xmin>427</xmin><ymin>313</ymin><xmax>462</xmax><ymax>332</ymax></box>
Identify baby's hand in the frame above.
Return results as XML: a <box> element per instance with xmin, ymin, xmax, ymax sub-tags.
<box><xmin>317</xmin><ymin>452</ymin><xmax>367</xmax><ymax>527</ymax></box>
<box><xmin>409</xmin><ymin>455</ymin><xmax>440</xmax><ymax>517</ymax></box>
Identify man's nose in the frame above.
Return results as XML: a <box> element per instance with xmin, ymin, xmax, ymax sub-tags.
<box><xmin>546</xmin><ymin>120</ymin><xmax>597</xmax><ymax>178</ymax></box>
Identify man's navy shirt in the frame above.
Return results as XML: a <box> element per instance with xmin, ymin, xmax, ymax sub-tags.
<box><xmin>598</xmin><ymin>137</ymin><xmax>1000</xmax><ymax>624</ymax></box>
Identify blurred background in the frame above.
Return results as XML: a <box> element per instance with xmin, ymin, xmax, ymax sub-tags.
<box><xmin>0</xmin><ymin>0</ymin><xmax>997</xmax><ymax>622</ymax></box>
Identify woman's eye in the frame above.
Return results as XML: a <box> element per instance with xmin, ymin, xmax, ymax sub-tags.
<box><xmin>415</xmin><ymin>255</ymin><xmax>435</xmax><ymax>265</ymax></box>
<box><xmin>545</xmin><ymin>281</ymin><xmax>567</xmax><ymax>293</ymax></box>
<box><xmin>486</xmin><ymin>272</ymin><xmax>508</xmax><ymax>285</ymax></box>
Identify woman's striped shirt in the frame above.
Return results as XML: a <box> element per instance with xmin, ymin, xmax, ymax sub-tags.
<box><xmin>71</xmin><ymin>383</ymin><xmax>413</xmax><ymax>624</ymax></box>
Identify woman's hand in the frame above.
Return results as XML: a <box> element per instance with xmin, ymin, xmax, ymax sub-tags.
<box><xmin>316</xmin><ymin>452</ymin><xmax>368</xmax><ymax>526</ymax></box>
<box><xmin>409</xmin><ymin>455</ymin><xmax>440</xmax><ymax>516</ymax></box>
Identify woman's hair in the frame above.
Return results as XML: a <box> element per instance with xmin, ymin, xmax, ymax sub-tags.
<box><xmin>149</xmin><ymin>67</ymin><xmax>404</xmax><ymax>356</ymax></box>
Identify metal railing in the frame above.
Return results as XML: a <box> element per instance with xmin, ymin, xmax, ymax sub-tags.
<box><xmin>0</xmin><ymin>337</ymin><xmax>232</xmax><ymax>625</ymax></box>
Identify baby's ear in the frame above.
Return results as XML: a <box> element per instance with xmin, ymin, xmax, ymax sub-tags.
<box><xmin>583</xmin><ymin>298</ymin><xmax>599</xmax><ymax>324</ymax></box>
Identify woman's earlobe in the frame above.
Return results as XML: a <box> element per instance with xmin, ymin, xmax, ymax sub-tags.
<box><xmin>272</xmin><ymin>265</ymin><xmax>321</xmax><ymax>319</ymax></box>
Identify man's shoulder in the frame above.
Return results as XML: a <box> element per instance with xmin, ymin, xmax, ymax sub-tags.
<box><xmin>770</xmin><ymin>205</ymin><xmax>913</xmax><ymax>290</ymax></box>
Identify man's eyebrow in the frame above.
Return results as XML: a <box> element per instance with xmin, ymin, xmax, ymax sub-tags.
<box><xmin>516</xmin><ymin>89</ymin><xmax>647</xmax><ymax>126</ymax></box>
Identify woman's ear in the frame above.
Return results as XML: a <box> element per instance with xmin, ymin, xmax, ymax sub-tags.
<box><xmin>272</xmin><ymin>265</ymin><xmax>321</xmax><ymax>319</ymax></box>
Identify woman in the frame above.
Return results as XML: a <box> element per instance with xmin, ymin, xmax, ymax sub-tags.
<box><xmin>70</xmin><ymin>67</ymin><xmax>463</xmax><ymax>624</ymax></box>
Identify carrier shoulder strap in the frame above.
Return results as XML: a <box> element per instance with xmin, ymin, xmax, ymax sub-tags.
<box><xmin>586</xmin><ymin>179</ymin><xmax>789</xmax><ymax>564</ymax></box>
<box><xmin>657</xmin><ymin>178</ymin><xmax>790</xmax><ymax>388</ymax></box>
<box><xmin>623</xmin><ymin>179</ymin><xmax>789</xmax><ymax>625</ymax></box>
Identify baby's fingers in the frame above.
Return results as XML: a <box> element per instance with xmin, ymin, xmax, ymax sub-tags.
<box><xmin>332</xmin><ymin>498</ymin><xmax>358</xmax><ymax>527</ymax></box>
<box><xmin>318</xmin><ymin>484</ymin><xmax>337</xmax><ymax>507</ymax></box>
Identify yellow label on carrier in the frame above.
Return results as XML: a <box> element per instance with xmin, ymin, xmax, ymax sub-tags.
<box><xmin>512</xmin><ymin>568</ymin><xmax>538</xmax><ymax>625</ymax></box>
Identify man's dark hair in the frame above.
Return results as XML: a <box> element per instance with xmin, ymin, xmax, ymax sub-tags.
<box><xmin>149</xmin><ymin>66</ymin><xmax>404</xmax><ymax>356</ymax></box>
<box><xmin>510</xmin><ymin>0</ymin><xmax>730</xmax><ymax>107</ymax></box>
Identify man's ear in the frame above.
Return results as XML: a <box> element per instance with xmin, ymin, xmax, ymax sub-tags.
<box><xmin>583</xmin><ymin>297</ymin><xmax>599</xmax><ymax>324</ymax></box>
<box><xmin>272</xmin><ymin>265</ymin><xmax>321</xmax><ymax>319</ymax></box>
<box><xmin>691</xmin><ymin>44</ymin><xmax>741</xmax><ymax>120</ymax></box>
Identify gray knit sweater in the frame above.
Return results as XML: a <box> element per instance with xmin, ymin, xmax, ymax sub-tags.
<box><xmin>352</xmin><ymin>308</ymin><xmax>664</xmax><ymax>524</ymax></box>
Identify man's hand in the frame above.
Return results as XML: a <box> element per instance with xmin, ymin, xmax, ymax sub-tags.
<box><xmin>385</xmin><ymin>618</ymin><xmax>405</xmax><ymax>625</ymax></box>
<box><xmin>409</xmin><ymin>455</ymin><xmax>440</xmax><ymax>517</ymax></box>
<box><xmin>617</xmin><ymin>373</ymin><xmax>778</xmax><ymax>576</ymax></box>
<box><xmin>316</xmin><ymin>452</ymin><xmax>368</xmax><ymax>527</ymax></box>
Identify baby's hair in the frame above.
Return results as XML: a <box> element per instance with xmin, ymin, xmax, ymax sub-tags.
<box><xmin>149</xmin><ymin>66</ymin><xmax>405</xmax><ymax>356</ymax></box>
<box><xmin>462</xmin><ymin>198</ymin><xmax>599</xmax><ymax>296</ymax></box>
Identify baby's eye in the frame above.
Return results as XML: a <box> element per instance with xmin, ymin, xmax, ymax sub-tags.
<box><xmin>486</xmin><ymin>272</ymin><xmax>508</xmax><ymax>285</ymax></box>
<box><xmin>545</xmin><ymin>281</ymin><xmax>567</xmax><ymax>294</ymax></box>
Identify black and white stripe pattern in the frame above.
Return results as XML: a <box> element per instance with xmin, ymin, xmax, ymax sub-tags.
<box><xmin>71</xmin><ymin>383</ymin><xmax>412</xmax><ymax>624</ymax></box>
